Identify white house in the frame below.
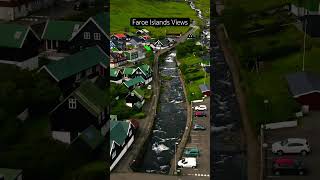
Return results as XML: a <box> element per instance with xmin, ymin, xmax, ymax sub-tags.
<box><xmin>0</xmin><ymin>0</ymin><xmax>54</xmax><ymax>21</ymax></box>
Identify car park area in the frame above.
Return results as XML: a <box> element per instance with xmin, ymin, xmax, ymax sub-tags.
<box><xmin>179</xmin><ymin>98</ymin><xmax>210</xmax><ymax>178</ymax></box>
<box><xmin>264</xmin><ymin>111</ymin><xmax>320</xmax><ymax>180</ymax></box>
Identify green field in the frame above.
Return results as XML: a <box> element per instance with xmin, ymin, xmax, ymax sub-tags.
<box><xmin>224</xmin><ymin>0</ymin><xmax>293</xmax><ymax>13</ymax></box>
<box><xmin>110</xmin><ymin>0</ymin><xmax>200</xmax><ymax>37</ymax></box>
<box><xmin>194</xmin><ymin>0</ymin><xmax>210</xmax><ymax>19</ymax></box>
<box><xmin>178</xmin><ymin>55</ymin><xmax>209</xmax><ymax>101</ymax></box>
<box><xmin>242</xmin><ymin>47</ymin><xmax>320</xmax><ymax>130</ymax></box>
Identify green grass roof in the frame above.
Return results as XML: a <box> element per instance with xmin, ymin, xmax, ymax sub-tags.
<box><xmin>0</xmin><ymin>23</ymin><xmax>29</xmax><ymax>48</ymax></box>
<box><xmin>42</xmin><ymin>20</ymin><xmax>83</xmax><ymax>41</ymax></box>
<box><xmin>75</xmin><ymin>125</ymin><xmax>104</xmax><ymax>150</ymax></box>
<box><xmin>45</xmin><ymin>46</ymin><xmax>107</xmax><ymax>81</ymax></box>
<box><xmin>123</xmin><ymin>67</ymin><xmax>135</xmax><ymax>75</ymax></box>
<box><xmin>133</xmin><ymin>88</ymin><xmax>145</xmax><ymax>100</ymax></box>
<box><xmin>110</xmin><ymin>68</ymin><xmax>120</xmax><ymax>77</ymax></box>
<box><xmin>110</xmin><ymin>120</ymin><xmax>130</xmax><ymax>146</ymax></box>
<box><xmin>138</xmin><ymin>64</ymin><xmax>151</xmax><ymax>75</ymax></box>
<box><xmin>123</xmin><ymin>76</ymin><xmax>145</xmax><ymax>88</ymax></box>
<box><xmin>74</xmin><ymin>80</ymin><xmax>108</xmax><ymax>117</ymax></box>
<box><xmin>0</xmin><ymin>168</ymin><xmax>22</xmax><ymax>180</ymax></box>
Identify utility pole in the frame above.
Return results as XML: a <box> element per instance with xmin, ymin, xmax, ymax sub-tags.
<box><xmin>302</xmin><ymin>17</ymin><xmax>307</xmax><ymax>71</ymax></box>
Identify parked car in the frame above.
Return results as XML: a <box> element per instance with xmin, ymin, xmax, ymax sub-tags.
<box><xmin>193</xmin><ymin>124</ymin><xmax>206</xmax><ymax>130</ymax></box>
<box><xmin>184</xmin><ymin>147</ymin><xmax>200</xmax><ymax>157</ymax></box>
<box><xmin>177</xmin><ymin>157</ymin><xmax>197</xmax><ymax>168</ymax></box>
<box><xmin>272</xmin><ymin>157</ymin><xmax>307</xmax><ymax>176</ymax></box>
<box><xmin>194</xmin><ymin>111</ymin><xmax>207</xmax><ymax>117</ymax></box>
<box><xmin>272</xmin><ymin>138</ymin><xmax>311</xmax><ymax>156</ymax></box>
<box><xmin>194</xmin><ymin>105</ymin><xmax>207</xmax><ymax>111</ymax></box>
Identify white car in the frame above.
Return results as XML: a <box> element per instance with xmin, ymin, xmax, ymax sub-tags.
<box><xmin>272</xmin><ymin>138</ymin><xmax>311</xmax><ymax>156</ymax></box>
<box><xmin>194</xmin><ymin>105</ymin><xmax>207</xmax><ymax>111</ymax></box>
<box><xmin>177</xmin><ymin>157</ymin><xmax>197</xmax><ymax>168</ymax></box>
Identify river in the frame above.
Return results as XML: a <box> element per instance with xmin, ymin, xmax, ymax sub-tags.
<box><xmin>136</xmin><ymin>51</ymin><xmax>187</xmax><ymax>174</ymax></box>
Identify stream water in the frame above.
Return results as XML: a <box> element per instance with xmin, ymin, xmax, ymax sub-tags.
<box><xmin>137</xmin><ymin>51</ymin><xmax>187</xmax><ymax>174</ymax></box>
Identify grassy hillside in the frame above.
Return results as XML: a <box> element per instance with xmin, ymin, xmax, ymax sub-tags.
<box><xmin>110</xmin><ymin>0</ymin><xmax>200</xmax><ymax>37</ymax></box>
<box><xmin>224</xmin><ymin>0</ymin><xmax>293</xmax><ymax>13</ymax></box>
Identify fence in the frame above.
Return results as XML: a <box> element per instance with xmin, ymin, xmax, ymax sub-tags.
<box><xmin>264</xmin><ymin>120</ymin><xmax>298</xmax><ymax>130</ymax></box>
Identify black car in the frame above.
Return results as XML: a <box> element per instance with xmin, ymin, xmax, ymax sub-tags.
<box><xmin>272</xmin><ymin>158</ymin><xmax>307</xmax><ymax>176</ymax></box>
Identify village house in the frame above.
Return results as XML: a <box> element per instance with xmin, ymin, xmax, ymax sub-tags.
<box><xmin>125</xmin><ymin>88</ymin><xmax>145</xmax><ymax>109</ymax></box>
<box><xmin>110</xmin><ymin>68</ymin><xmax>123</xmax><ymax>84</ymax></box>
<box><xmin>0</xmin><ymin>23</ymin><xmax>40</xmax><ymax>70</ymax></box>
<box><xmin>134</xmin><ymin>64</ymin><xmax>153</xmax><ymax>84</ymax></box>
<box><xmin>110</xmin><ymin>51</ymin><xmax>127</xmax><ymax>68</ymax></box>
<box><xmin>110</xmin><ymin>120</ymin><xmax>137</xmax><ymax>171</ymax></box>
<box><xmin>41</xmin><ymin>20</ymin><xmax>83</xmax><ymax>52</ymax></box>
<box><xmin>286</xmin><ymin>71</ymin><xmax>320</xmax><ymax>110</ymax></box>
<box><xmin>123</xmin><ymin>47</ymin><xmax>146</xmax><ymax>63</ymax></box>
<box><xmin>0</xmin><ymin>0</ymin><xmax>54</xmax><ymax>21</ymax></box>
<box><xmin>69</xmin><ymin>12</ymin><xmax>110</xmax><ymax>53</ymax></box>
<box><xmin>39</xmin><ymin>46</ymin><xmax>108</xmax><ymax>94</ymax></box>
<box><xmin>50</xmin><ymin>80</ymin><xmax>108</xmax><ymax>144</ymax></box>
<box><xmin>123</xmin><ymin>76</ymin><xmax>145</xmax><ymax>90</ymax></box>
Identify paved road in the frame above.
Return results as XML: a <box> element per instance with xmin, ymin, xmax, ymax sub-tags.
<box><xmin>112</xmin><ymin>26</ymin><xmax>198</xmax><ymax>173</ymax></box>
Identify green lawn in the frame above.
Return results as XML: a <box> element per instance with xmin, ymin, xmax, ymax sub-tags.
<box><xmin>242</xmin><ymin>47</ymin><xmax>320</xmax><ymax>129</ymax></box>
<box><xmin>110</xmin><ymin>0</ymin><xmax>200</xmax><ymax>37</ymax></box>
<box><xmin>194</xmin><ymin>0</ymin><xmax>210</xmax><ymax>19</ymax></box>
<box><xmin>234</xmin><ymin>26</ymin><xmax>310</xmax><ymax>62</ymax></box>
<box><xmin>178</xmin><ymin>56</ymin><xmax>209</xmax><ymax>101</ymax></box>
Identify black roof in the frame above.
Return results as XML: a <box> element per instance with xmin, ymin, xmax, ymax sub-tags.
<box><xmin>286</xmin><ymin>72</ymin><xmax>320</xmax><ymax>97</ymax></box>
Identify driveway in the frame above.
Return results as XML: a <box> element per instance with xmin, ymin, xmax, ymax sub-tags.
<box><xmin>179</xmin><ymin>98</ymin><xmax>210</xmax><ymax>178</ymax></box>
<box><xmin>264</xmin><ymin>111</ymin><xmax>320</xmax><ymax>180</ymax></box>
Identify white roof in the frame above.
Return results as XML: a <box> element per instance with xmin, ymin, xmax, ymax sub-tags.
<box><xmin>287</xmin><ymin>138</ymin><xmax>307</xmax><ymax>143</ymax></box>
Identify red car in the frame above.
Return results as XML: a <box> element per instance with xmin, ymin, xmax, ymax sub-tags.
<box><xmin>272</xmin><ymin>157</ymin><xmax>306</xmax><ymax>176</ymax></box>
<box><xmin>194</xmin><ymin>111</ymin><xmax>207</xmax><ymax>117</ymax></box>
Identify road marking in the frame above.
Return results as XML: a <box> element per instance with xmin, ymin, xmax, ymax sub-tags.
<box><xmin>266</xmin><ymin>176</ymin><xmax>281</xmax><ymax>178</ymax></box>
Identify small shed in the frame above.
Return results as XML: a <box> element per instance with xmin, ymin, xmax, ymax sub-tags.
<box><xmin>286</xmin><ymin>72</ymin><xmax>320</xmax><ymax>109</ymax></box>
<box><xmin>199</xmin><ymin>84</ymin><xmax>211</xmax><ymax>96</ymax></box>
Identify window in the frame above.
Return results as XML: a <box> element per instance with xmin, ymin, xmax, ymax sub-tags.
<box><xmin>112</xmin><ymin>151</ymin><xmax>116</xmax><ymax>159</ymax></box>
<box><xmin>68</xmin><ymin>98</ymin><xmax>77</xmax><ymax>109</ymax></box>
<box><xmin>84</xmin><ymin>32</ymin><xmax>90</xmax><ymax>39</ymax></box>
<box><xmin>86</xmin><ymin>67</ymin><xmax>92</xmax><ymax>76</ymax></box>
<box><xmin>76</xmin><ymin>73</ymin><xmax>81</xmax><ymax>81</ymax></box>
<box><xmin>94</xmin><ymin>33</ymin><xmax>101</xmax><ymax>40</ymax></box>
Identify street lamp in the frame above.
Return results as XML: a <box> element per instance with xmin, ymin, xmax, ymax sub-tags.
<box><xmin>174</xmin><ymin>142</ymin><xmax>179</xmax><ymax>173</ymax></box>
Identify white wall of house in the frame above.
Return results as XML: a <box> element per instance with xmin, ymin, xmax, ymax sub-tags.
<box><xmin>144</xmin><ymin>77</ymin><xmax>152</xmax><ymax>84</ymax></box>
<box><xmin>126</xmin><ymin>103</ymin><xmax>133</xmax><ymax>108</ymax></box>
<box><xmin>110</xmin><ymin>79</ymin><xmax>123</xmax><ymax>84</ymax></box>
<box><xmin>110</xmin><ymin>135</ymin><xmax>135</xmax><ymax>171</ymax></box>
<box><xmin>0</xmin><ymin>7</ymin><xmax>14</xmax><ymax>21</ymax></box>
<box><xmin>52</xmin><ymin>131</ymin><xmax>71</xmax><ymax>144</ymax></box>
